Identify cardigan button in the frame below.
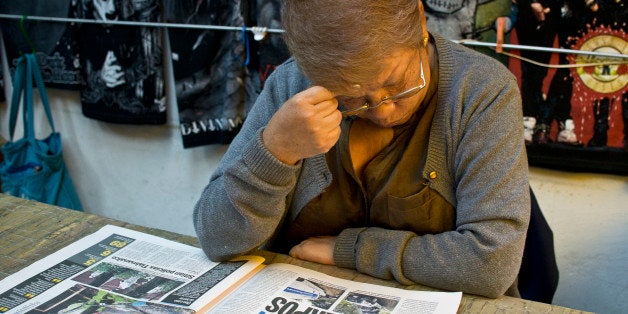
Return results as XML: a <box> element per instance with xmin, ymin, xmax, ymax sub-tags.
<box><xmin>429</xmin><ymin>171</ymin><xmax>438</xmax><ymax>179</ymax></box>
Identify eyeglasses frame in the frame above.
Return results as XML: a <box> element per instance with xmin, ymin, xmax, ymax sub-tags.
<box><xmin>339</xmin><ymin>57</ymin><xmax>427</xmax><ymax>116</ymax></box>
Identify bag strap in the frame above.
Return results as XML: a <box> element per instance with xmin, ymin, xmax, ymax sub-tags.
<box><xmin>8</xmin><ymin>56</ymin><xmax>26</xmax><ymax>141</ymax></box>
<box><xmin>7</xmin><ymin>54</ymin><xmax>56</xmax><ymax>142</ymax></box>
<box><xmin>27</xmin><ymin>54</ymin><xmax>56</xmax><ymax>133</ymax></box>
<box><xmin>24</xmin><ymin>52</ymin><xmax>35</xmax><ymax>141</ymax></box>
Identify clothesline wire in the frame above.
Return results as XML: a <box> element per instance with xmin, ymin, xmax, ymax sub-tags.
<box><xmin>455</xmin><ymin>40</ymin><xmax>628</xmax><ymax>59</ymax></box>
<box><xmin>0</xmin><ymin>13</ymin><xmax>285</xmax><ymax>34</ymax></box>
<box><xmin>499</xmin><ymin>50</ymin><xmax>628</xmax><ymax>68</ymax></box>
<box><xmin>1</xmin><ymin>13</ymin><xmax>627</xmax><ymax>59</ymax></box>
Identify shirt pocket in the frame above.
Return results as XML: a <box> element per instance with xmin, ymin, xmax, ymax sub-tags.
<box><xmin>387</xmin><ymin>188</ymin><xmax>455</xmax><ymax>234</ymax></box>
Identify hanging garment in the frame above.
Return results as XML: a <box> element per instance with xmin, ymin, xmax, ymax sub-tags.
<box><xmin>247</xmin><ymin>0</ymin><xmax>291</xmax><ymax>89</ymax></box>
<box><xmin>0</xmin><ymin>1</ymin><xmax>82</xmax><ymax>90</ymax></box>
<box><xmin>75</xmin><ymin>0</ymin><xmax>166</xmax><ymax>124</ymax></box>
<box><xmin>166</xmin><ymin>0</ymin><xmax>256</xmax><ymax>147</ymax></box>
<box><xmin>424</xmin><ymin>0</ymin><xmax>478</xmax><ymax>40</ymax></box>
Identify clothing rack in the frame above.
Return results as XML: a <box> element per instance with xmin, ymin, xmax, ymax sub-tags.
<box><xmin>1</xmin><ymin>13</ymin><xmax>627</xmax><ymax>59</ymax></box>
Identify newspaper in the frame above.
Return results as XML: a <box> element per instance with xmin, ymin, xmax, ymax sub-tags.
<box><xmin>0</xmin><ymin>225</ymin><xmax>462</xmax><ymax>314</ymax></box>
<box><xmin>0</xmin><ymin>225</ymin><xmax>262</xmax><ymax>313</ymax></box>
<box><xmin>211</xmin><ymin>263</ymin><xmax>462</xmax><ymax>314</ymax></box>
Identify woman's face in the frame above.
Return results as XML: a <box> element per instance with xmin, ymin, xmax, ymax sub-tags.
<box><xmin>334</xmin><ymin>47</ymin><xmax>431</xmax><ymax>128</ymax></box>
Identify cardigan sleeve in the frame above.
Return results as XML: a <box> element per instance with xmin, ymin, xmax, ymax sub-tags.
<box><xmin>193</xmin><ymin>60</ymin><xmax>307</xmax><ymax>261</ymax></box>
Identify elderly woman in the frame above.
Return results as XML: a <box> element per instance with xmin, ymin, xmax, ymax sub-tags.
<box><xmin>193</xmin><ymin>0</ymin><xmax>530</xmax><ymax>299</ymax></box>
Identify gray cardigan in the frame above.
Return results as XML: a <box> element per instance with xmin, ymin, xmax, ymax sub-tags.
<box><xmin>194</xmin><ymin>33</ymin><xmax>530</xmax><ymax>298</ymax></box>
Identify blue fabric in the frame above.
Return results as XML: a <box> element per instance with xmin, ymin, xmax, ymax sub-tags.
<box><xmin>0</xmin><ymin>54</ymin><xmax>82</xmax><ymax>211</ymax></box>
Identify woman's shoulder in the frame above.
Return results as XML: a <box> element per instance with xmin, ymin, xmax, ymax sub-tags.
<box><xmin>431</xmin><ymin>32</ymin><xmax>521</xmax><ymax>122</ymax></box>
<box><xmin>264</xmin><ymin>58</ymin><xmax>311</xmax><ymax>94</ymax></box>
<box><xmin>433</xmin><ymin>32</ymin><xmax>515</xmax><ymax>82</ymax></box>
<box><xmin>271</xmin><ymin>58</ymin><xmax>309</xmax><ymax>82</ymax></box>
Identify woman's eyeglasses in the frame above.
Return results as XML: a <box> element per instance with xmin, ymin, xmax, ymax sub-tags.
<box><xmin>338</xmin><ymin>59</ymin><xmax>426</xmax><ymax>116</ymax></box>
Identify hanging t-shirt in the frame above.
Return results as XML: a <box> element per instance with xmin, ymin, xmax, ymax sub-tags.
<box><xmin>166</xmin><ymin>0</ymin><xmax>254</xmax><ymax>147</ymax></box>
<box><xmin>0</xmin><ymin>1</ymin><xmax>81</xmax><ymax>90</ymax></box>
<box><xmin>248</xmin><ymin>0</ymin><xmax>291</xmax><ymax>89</ymax></box>
<box><xmin>75</xmin><ymin>0</ymin><xmax>166</xmax><ymax>124</ymax></box>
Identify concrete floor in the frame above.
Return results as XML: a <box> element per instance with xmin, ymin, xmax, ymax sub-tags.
<box><xmin>528</xmin><ymin>167</ymin><xmax>627</xmax><ymax>314</ymax></box>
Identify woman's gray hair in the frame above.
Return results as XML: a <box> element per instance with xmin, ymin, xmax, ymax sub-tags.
<box><xmin>282</xmin><ymin>0</ymin><xmax>424</xmax><ymax>91</ymax></box>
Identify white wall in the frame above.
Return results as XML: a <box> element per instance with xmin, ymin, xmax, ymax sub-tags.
<box><xmin>0</xmin><ymin>87</ymin><xmax>226</xmax><ymax>236</ymax></box>
<box><xmin>1</xmin><ymin>57</ymin><xmax>626</xmax><ymax>314</ymax></box>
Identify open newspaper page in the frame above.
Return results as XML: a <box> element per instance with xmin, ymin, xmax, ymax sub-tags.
<box><xmin>0</xmin><ymin>225</ymin><xmax>264</xmax><ymax>314</ymax></box>
<box><xmin>210</xmin><ymin>263</ymin><xmax>462</xmax><ymax>314</ymax></box>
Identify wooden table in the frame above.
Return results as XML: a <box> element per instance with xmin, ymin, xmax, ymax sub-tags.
<box><xmin>0</xmin><ymin>194</ymin><xmax>588</xmax><ymax>313</ymax></box>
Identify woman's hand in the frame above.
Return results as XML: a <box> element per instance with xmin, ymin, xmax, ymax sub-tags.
<box><xmin>289</xmin><ymin>236</ymin><xmax>337</xmax><ymax>265</ymax></box>
<box><xmin>262</xmin><ymin>86</ymin><xmax>342</xmax><ymax>165</ymax></box>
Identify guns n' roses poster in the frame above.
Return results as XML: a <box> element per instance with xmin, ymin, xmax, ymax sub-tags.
<box><xmin>427</xmin><ymin>0</ymin><xmax>626</xmax><ymax>173</ymax></box>
<box><xmin>509</xmin><ymin>0</ymin><xmax>627</xmax><ymax>174</ymax></box>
